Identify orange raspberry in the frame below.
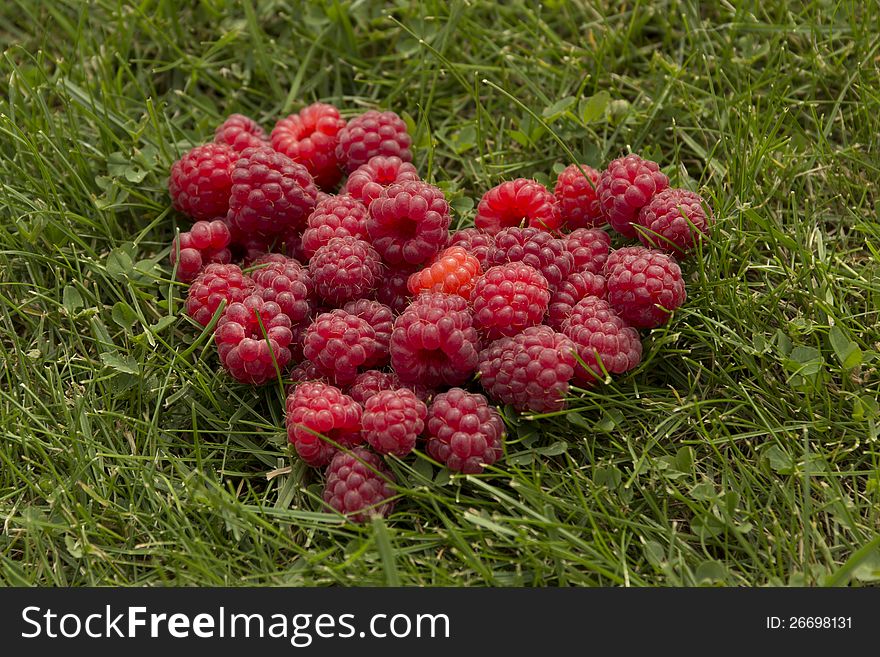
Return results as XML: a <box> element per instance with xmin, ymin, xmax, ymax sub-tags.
<box><xmin>406</xmin><ymin>246</ymin><xmax>482</xmax><ymax>299</ymax></box>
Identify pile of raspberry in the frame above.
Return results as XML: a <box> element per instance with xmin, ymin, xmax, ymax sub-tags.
<box><xmin>167</xmin><ymin>102</ymin><xmax>714</xmax><ymax>524</ymax></box>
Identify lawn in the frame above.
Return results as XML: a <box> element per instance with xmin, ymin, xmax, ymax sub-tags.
<box><xmin>0</xmin><ymin>0</ymin><xmax>878</xmax><ymax>586</ymax></box>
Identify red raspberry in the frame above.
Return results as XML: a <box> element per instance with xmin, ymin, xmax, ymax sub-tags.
<box><xmin>563</xmin><ymin>227</ymin><xmax>611</xmax><ymax>274</ymax></box>
<box><xmin>605</xmin><ymin>246</ymin><xmax>686</xmax><ymax>328</ymax></box>
<box><xmin>348</xmin><ymin>370</ymin><xmax>401</xmax><ymax>405</ymax></box>
<box><xmin>490</xmin><ymin>226</ymin><xmax>574</xmax><ymax>291</ymax></box>
<box><xmin>169</xmin><ymin>143</ymin><xmax>236</xmax><ymax>221</ymax></box>
<box><xmin>323</xmin><ymin>447</ymin><xmax>395</xmax><ymax>522</ymax></box>
<box><xmin>446</xmin><ymin>227</ymin><xmax>495</xmax><ymax>271</ymax></box>
<box><xmin>547</xmin><ymin>271</ymin><xmax>607</xmax><ymax>329</ymax></box>
<box><xmin>290</xmin><ymin>359</ymin><xmax>324</xmax><ymax>383</ymax></box>
<box><xmin>215</xmin><ymin>295</ymin><xmax>293</xmax><ymax>384</ymax></box>
<box><xmin>362</xmin><ymin>388</ymin><xmax>427</xmax><ymax>457</ymax></box>
<box><xmin>170</xmin><ymin>219</ymin><xmax>232</xmax><ymax>282</ymax></box>
<box><xmin>185</xmin><ymin>263</ymin><xmax>254</xmax><ymax>327</ymax></box>
<box><xmin>374</xmin><ymin>264</ymin><xmax>417</xmax><ymax>314</ymax></box>
<box><xmin>214</xmin><ymin>114</ymin><xmax>267</xmax><ymax>152</ymax></box>
<box><xmin>289</xmin><ymin>321</ymin><xmax>308</xmax><ymax>362</ymax></box>
<box><xmin>636</xmin><ymin>187</ymin><xmax>713</xmax><ymax>255</ymax></box>
<box><xmin>271</xmin><ymin>103</ymin><xmax>347</xmax><ymax>190</ymax></box>
<box><xmin>471</xmin><ymin>263</ymin><xmax>550</xmax><ymax>340</ymax></box>
<box><xmin>367</xmin><ymin>181</ymin><xmax>450</xmax><ymax>266</ymax></box>
<box><xmin>227</xmin><ymin>146</ymin><xmax>318</xmax><ymax>240</ymax></box>
<box><xmin>478</xmin><ymin>326</ymin><xmax>576</xmax><ymax>413</ymax></box>
<box><xmin>343</xmin><ymin>155</ymin><xmax>420</xmax><ymax>207</ymax></box>
<box><xmin>300</xmin><ymin>195</ymin><xmax>369</xmax><ymax>258</ymax></box>
<box><xmin>474</xmin><ymin>178</ymin><xmax>561</xmax><ymax>233</ymax></box>
<box><xmin>554</xmin><ymin>163</ymin><xmax>604</xmax><ymax>229</ymax></box>
<box><xmin>597</xmin><ymin>154</ymin><xmax>669</xmax><ymax>238</ymax></box>
<box><xmin>389</xmin><ymin>293</ymin><xmax>479</xmax><ymax>387</ymax></box>
<box><xmin>286</xmin><ymin>382</ymin><xmax>363</xmax><ymax>467</ymax></box>
<box><xmin>561</xmin><ymin>296</ymin><xmax>642</xmax><ymax>385</ymax></box>
<box><xmin>343</xmin><ymin>299</ymin><xmax>393</xmax><ymax>367</ymax></box>
<box><xmin>250</xmin><ymin>256</ymin><xmax>314</xmax><ymax>324</ymax></box>
<box><xmin>424</xmin><ymin>388</ymin><xmax>504</xmax><ymax>474</ymax></box>
<box><xmin>303</xmin><ymin>310</ymin><xmax>379</xmax><ymax>385</ymax></box>
<box><xmin>336</xmin><ymin>110</ymin><xmax>413</xmax><ymax>173</ymax></box>
<box><xmin>309</xmin><ymin>236</ymin><xmax>382</xmax><ymax>305</ymax></box>
<box><xmin>407</xmin><ymin>246</ymin><xmax>482</xmax><ymax>300</ymax></box>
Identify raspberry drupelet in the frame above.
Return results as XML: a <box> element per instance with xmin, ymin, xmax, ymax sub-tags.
<box><xmin>367</xmin><ymin>181</ymin><xmax>451</xmax><ymax>266</ymax></box>
<box><xmin>168</xmin><ymin>143</ymin><xmax>236</xmax><ymax>221</ymax></box>
<box><xmin>547</xmin><ymin>271</ymin><xmax>607</xmax><ymax>330</ymax></box>
<box><xmin>446</xmin><ymin>227</ymin><xmax>495</xmax><ymax>271</ymax></box>
<box><xmin>215</xmin><ymin>295</ymin><xmax>293</xmax><ymax>385</ymax></box>
<box><xmin>605</xmin><ymin>246</ymin><xmax>686</xmax><ymax>329</ymax></box>
<box><xmin>636</xmin><ymin>187</ymin><xmax>713</xmax><ymax>255</ymax></box>
<box><xmin>170</xmin><ymin>219</ymin><xmax>232</xmax><ymax>282</ymax></box>
<box><xmin>424</xmin><ymin>388</ymin><xmax>505</xmax><ymax>474</ymax></box>
<box><xmin>309</xmin><ymin>236</ymin><xmax>383</xmax><ymax>306</ymax></box>
<box><xmin>214</xmin><ymin>113</ymin><xmax>268</xmax><ymax>153</ymax></box>
<box><xmin>554</xmin><ymin>163</ymin><xmax>605</xmax><ymax>229</ymax></box>
<box><xmin>478</xmin><ymin>326</ymin><xmax>576</xmax><ymax>413</ymax></box>
<box><xmin>490</xmin><ymin>226</ymin><xmax>574</xmax><ymax>291</ymax></box>
<box><xmin>362</xmin><ymin>388</ymin><xmax>427</xmax><ymax>457</ymax></box>
<box><xmin>562</xmin><ymin>227</ymin><xmax>611</xmax><ymax>275</ymax></box>
<box><xmin>561</xmin><ymin>296</ymin><xmax>642</xmax><ymax>386</ymax></box>
<box><xmin>474</xmin><ymin>178</ymin><xmax>562</xmax><ymax>233</ymax></box>
<box><xmin>343</xmin><ymin>155</ymin><xmax>420</xmax><ymax>208</ymax></box>
<box><xmin>250</xmin><ymin>256</ymin><xmax>315</xmax><ymax>325</ymax></box>
<box><xmin>407</xmin><ymin>246</ymin><xmax>482</xmax><ymax>300</ymax></box>
<box><xmin>336</xmin><ymin>110</ymin><xmax>413</xmax><ymax>173</ymax></box>
<box><xmin>323</xmin><ymin>447</ymin><xmax>395</xmax><ymax>522</ymax></box>
<box><xmin>302</xmin><ymin>309</ymin><xmax>380</xmax><ymax>386</ymax></box>
<box><xmin>389</xmin><ymin>293</ymin><xmax>480</xmax><ymax>387</ymax></box>
<box><xmin>226</xmin><ymin>146</ymin><xmax>318</xmax><ymax>240</ymax></box>
<box><xmin>286</xmin><ymin>382</ymin><xmax>363</xmax><ymax>467</ymax></box>
<box><xmin>300</xmin><ymin>195</ymin><xmax>370</xmax><ymax>259</ymax></box>
<box><xmin>596</xmin><ymin>154</ymin><xmax>669</xmax><ymax>238</ymax></box>
<box><xmin>271</xmin><ymin>102</ymin><xmax>347</xmax><ymax>190</ymax></box>
<box><xmin>471</xmin><ymin>262</ymin><xmax>550</xmax><ymax>341</ymax></box>
<box><xmin>185</xmin><ymin>263</ymin><xmax>254</xmax><ymax>327</ymax></box>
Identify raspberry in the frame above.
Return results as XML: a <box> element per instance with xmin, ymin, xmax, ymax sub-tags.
<box><xmin>597</xmin><ymin>154</ymin><xmax>669</xmax><ymax>238</ymax></box>
<box><xmin>170</xmin><ymin>219</ymin><xmax>232</xmax><ymax>282</ymax></box>
<box><xmin>323</xmin><ymin>447</ymin><xmax>395</xmax><ymax>522</ymax></box>
<box><xmin>471</xmin><ymin>263</ymin><xmax>550</xmax><ymax>340</ymax></box>
<box><xmin>389</xmin><ymin>293</ymin><xmax>479</xmax><ymax>387</ymax></box>
<box><xmin>185</xmin><ymin>263</ymin><xmax>254</xmax><ymax>327</ymax></box>
<box><xmin>561</xmin><ymin>296</ymin><xmax>642</xmax><ymax>385</ymax></box>
<box><xmin>605</xmin><ymin>247</ymin><xmax>686</xmax><ymax>328</ymax></box>
<box><xmin>446</xmin><ymin>227</ymin><xmax>495</xmax><ymax>271</ymax></box>
<box><xmin>215</xmin><ymin>295</ymin><xmax>293</xmax><ymax>384</ymax></box>
<box><xmin>300</xmin><ymin>195</ymin><xmax>369</xmax><ymax>258</ymax></box>
<box><xmin>563</xmin><ymin>228</ymin><xmax>611</xmax><ymax>274</ymax></box>
<box><xmin>289</xmin><ymin>321</ymin><xmax>308</xmax><ymax>362</ymax></box>
<box><xmin>348</xmin><ymin>370</ymin><xmax>401</xmax><ymax>405</ymax></box>
<box><xmin>336</xmin><ymin>110</ymin><xmax>413</xmax><ymax>173</ymax></box>
<box><xmin>214</xmin><ymin>114</ymin><xmax>267</xmax><ymax>153</ymax></box>
<box><xmin>547</xmin><ymin>271</ymin><xmax>607</xmax><ymax>329</ymax></box>
<box><xmin>407</xmin><ymin>246</ymin><xmax>482</xmax><ymax>300</ymax></box>
<box><xmin>362</xmin><ymin>388</ymin><xmax>427</xmax><ymax>457</ymax></box>
<box><xmin>554</xmin><ymin>163</ymin><xmax>604</xmax><ymax>229</ymax></box>
<box><xmin>227</xmin><ymin>146</ymin><xmax>318</xmax><ymax>240</ymax></box>
<box><xmin>474</xmin><ymin>178</ymin><xmax>561</xmax><ymax>233</ymax></box>
<box><xmin>303</xmin><ymin>310</ymin><xmax>379</xmax><ymax>385</ymax></box>
<box><xmin>367</xmin><ymin>181</ymin><xmax>451</xmax><ymax>266</ymax></box>
<box><xmin>290</xmin><ymin>359</ymin><xmax>324</xmax><ymax>383</ymax></box>
<box><xmin>490</xmin><ymin>227</ymin><xmax>574</xmax><ymax>291</ymax></box>
<box><xmin>374</xmin><ymin>264</ymin><xmax>417</xmax><ymax>314</ymax></box>
<box><xmin>478</xmin><ymin>326</ymin><xmax>576</xmax><ymax>413</ymax></box>
<box><xmin>286</xmin><ymin>382</ymin><xmax>363</xmax><ymax>467</ymax></box>
<box><xmin>342</xmin><ymin>299</ymin><xmax>393</xmax><ymax>367</ymax></box>
<box><xmin>343</xmin><ymin>155</ymin><xmax>420</xmax><ymax>207</ymax></box>
<box><xmin>250</xmin><ymin>256</ymin><xmax>314</xmax><ymax>324</ymax></box>
<box><xmin>271</xmin><ymin>103</ymin><xmax>347</xmax><ymax>190</ymax></box>
<box><xmin>636</xmin><ymin>187</ymin><xmax>713</xmax><ymax>255</ymax></box>
<box><xmin>309</xmin><ymin>237</ymin><xmax>382</xmax><ymax>305</ymax></box>
<box><xmin>424</xmin><ymin>389</ymin><xmax>504</xmax><ymax>474</ymax></box>
<box><xmin>169</xmin><ymin>143</ymin><xmax>236</xmax><ymax>221</ymax></box>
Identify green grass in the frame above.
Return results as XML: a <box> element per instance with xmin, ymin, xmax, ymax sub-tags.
<box><xmin>1</xmin><ymin>0</ymin><xmax>878</xmax><ymax>587</ymax></box>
